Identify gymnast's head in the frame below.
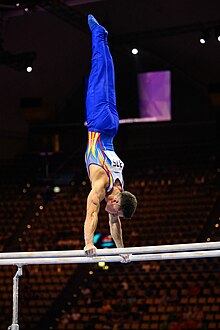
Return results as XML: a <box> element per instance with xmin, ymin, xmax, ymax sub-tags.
<box><xmin>105</xmin><ymin>191</ymin><xmax>137</xmax><ymax>219</ymax></box>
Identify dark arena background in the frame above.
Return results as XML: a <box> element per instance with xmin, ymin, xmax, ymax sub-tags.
<box><xmin>0</xmin><ymin>1</ymin><xmax>220</xmax><ymax>329</ymax></box>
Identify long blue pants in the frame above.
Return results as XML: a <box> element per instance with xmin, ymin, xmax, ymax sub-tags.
<box><xmin>85</xmin><ymin>24</ymin><xmax>119</xmax><ymax>138</ymax></box>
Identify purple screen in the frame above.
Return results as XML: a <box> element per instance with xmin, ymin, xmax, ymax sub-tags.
<box><xmin>138</xmin><ymin>71</ymin><xmax>171</xmax><ymax>122</ymax></box>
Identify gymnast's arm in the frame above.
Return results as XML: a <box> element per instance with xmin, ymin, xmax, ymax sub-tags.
<box><xmin>84</xmin><ymin>179</ymin><xmax>106</xmax><ymax>256</ymax></box>
<box><xmin>109</xmin><ymin>214</ymin><xmax>124</xmax><ymax>248</ymax></box>
<box><xmin>109</xmin><ymin>214</ymin><xmax>130</xmax><ymax>263</ymax></box>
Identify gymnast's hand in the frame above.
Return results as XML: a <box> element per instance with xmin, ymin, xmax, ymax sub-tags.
<box><xmin>120</xmin><ymin>254</ymin><xmax>131</xmax><ymax>263</ymax></box>
<box><xmin>84</xmin><ymin>244</ymin><xmax>97</xmax><ymax>257</ymax></box>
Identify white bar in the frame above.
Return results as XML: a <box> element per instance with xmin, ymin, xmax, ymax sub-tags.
<box><xmin>1</xmin><ymin>241</ymin><xmax>220</xmax><ymax>260</ymax></box>
<box><xmin>0</xmin><ymin>249</ymin><xmax>220</xmax><ymax>266</ymax></box>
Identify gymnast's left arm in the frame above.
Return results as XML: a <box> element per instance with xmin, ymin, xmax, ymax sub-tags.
<box><xmin>108</xmin><ymin>214</ymin><xmax>130</xmax><ymax>263</ymax></box>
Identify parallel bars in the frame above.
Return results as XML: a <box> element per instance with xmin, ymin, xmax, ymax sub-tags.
<box><xmin>4</xmin><ymin>241</ymin><xmax>220</xmax><ymax>329</ymax></box>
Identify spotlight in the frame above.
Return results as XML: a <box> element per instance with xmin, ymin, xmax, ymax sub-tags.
<box><xmin>215</xmin><ymin>27</ymin><xmax>220</xmax><ymax>42</ymax></box>
<box><xmin>26</xmin><ymin>66</ymin><xmax>32</xmax><ymax>73</ymax></box>
<box><xmin>199</xmin><ymin>30</ymin><xmax>209</xmax><ymax>44</ymax></box>
<box><xmin>26</xmin><ymin>57</ymin><xmax>34</xmax><ymax>73</ymax></box>
<box><xmin>53</xmin><ymin>186</ymin><xmax>61</xmax><ymax>193</ymax></box>
<box><xmin>131</xmin><ymin>48</ymin><xmax>138</xmax><ymax>55</ymax></box>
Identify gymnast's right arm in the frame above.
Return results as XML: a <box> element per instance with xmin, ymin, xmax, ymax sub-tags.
<box><xmin>84</xmin><ymin>180</ymin><xmax>106</xmax><ymax>256</ymax></box>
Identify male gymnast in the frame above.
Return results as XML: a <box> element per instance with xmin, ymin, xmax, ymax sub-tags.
<box><xmin>84</xmin><ymin>15</ymin><xmax>137</xmax><ymax>259</ymax></box>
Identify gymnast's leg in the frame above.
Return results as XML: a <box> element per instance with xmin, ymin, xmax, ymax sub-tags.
<box><xmin>86</xmin><ymin>15</ymin><xmax>119</xmax><ymax>136</ymax></box>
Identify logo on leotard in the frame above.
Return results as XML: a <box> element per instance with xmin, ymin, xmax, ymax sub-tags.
<box><xmin>104</xmin><ymin>150</ymin><xmax>124</xmax><ymax>173</ymax></box>
<box><xmin>112</xmin><ymin>159</ymin><xmax>123</xmax><ymax>169</ymax></box>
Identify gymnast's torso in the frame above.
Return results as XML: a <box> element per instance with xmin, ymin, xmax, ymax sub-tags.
<box><xmin>85</xmin><ymin>131</ymin><xmax>124</xmax><ymax>193</ymax></box>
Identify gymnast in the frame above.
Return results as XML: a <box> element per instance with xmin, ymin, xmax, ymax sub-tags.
<box><xmin>84</xmin><ymin>15</ymin><xmax>137</xmax><ymax>260</ymax></box>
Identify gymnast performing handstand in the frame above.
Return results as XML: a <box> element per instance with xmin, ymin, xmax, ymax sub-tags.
<box><xmin>84</xmin><ymin>15</ymin><xmax>137</xmax><ymax>259</ymax></box>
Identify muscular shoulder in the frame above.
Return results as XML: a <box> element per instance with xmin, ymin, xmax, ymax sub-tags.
<box><xmin>89</xmin><ymin>164</ymin><xmax>109</xmax><ymax>190</ymax></box>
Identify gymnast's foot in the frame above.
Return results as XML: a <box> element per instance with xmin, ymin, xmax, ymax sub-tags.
<box><xmin>88</xmin><ymin>14</ymin><xmax>108</xmax><ymax>35</ymax></box>
<box><xmin>88</xmin><ymin>14</ymin><xmax>99</xmax><ymax>31</ymax></box>
<box><xmin>84</xmin><ymin>243</ymin><xmax>97</xmax><ymax>257</ymax></box>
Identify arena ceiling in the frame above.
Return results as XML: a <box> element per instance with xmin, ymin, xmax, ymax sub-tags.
<box><xmin>0</xmin><ymin>0</ymin><xmax>220</xmax><ymax>125</ymax></box>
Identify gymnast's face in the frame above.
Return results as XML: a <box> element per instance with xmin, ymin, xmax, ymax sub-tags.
<box><xmin>105</xmin><ymin>195</ymin><xmax>123</xmax><ymax>217</ymax></box>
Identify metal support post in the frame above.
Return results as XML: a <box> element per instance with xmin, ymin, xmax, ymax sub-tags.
<box><xmin>8</xmin><ymin>266</ymin><xmax>23</xmax><ymax>330</ymax></box>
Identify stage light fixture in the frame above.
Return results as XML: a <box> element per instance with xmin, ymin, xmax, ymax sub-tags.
<box><xmin>199</xmin><ymin>30</ymin><xmax>209</xmax><ymax>44</ymax></box>
<box><xmin>215</xmin><ymin>27</ymin><xmax>220</xmax><ymax>42</ymax></box>
<box><xmin>132</xmin><ymin>48</ymin><xmax>138</xmax><ymax>55</ymax></box>
<box><xmin>53</xmin><ymin>186</ymin><xmax>61</xmax><ymax>193</ymax></box>
<box><xmin>25</xmin><ymin>58</ymin><xmax>34</xmax><ymax>73</ymax></box>
<box><xmin>26</xmin><ymin>66</ymin><xmax>32</xmax><ymax>73</ymax></box>
<box><xmin>199</xmin><ymin>37</ymin><xmax>205</xmax><ymax>44</ymax></box>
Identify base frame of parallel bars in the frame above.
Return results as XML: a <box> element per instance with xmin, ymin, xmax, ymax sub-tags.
<box><xmin>8</xmin><ymin>267</ymin><xmax>22</xmax><ymax>330</ymax></box>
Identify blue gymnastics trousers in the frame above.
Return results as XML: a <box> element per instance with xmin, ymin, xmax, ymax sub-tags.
<box><xmin>85</xmin><ymin>23</ymin><xmax>119</xmax><ymax>138</ymax></box>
